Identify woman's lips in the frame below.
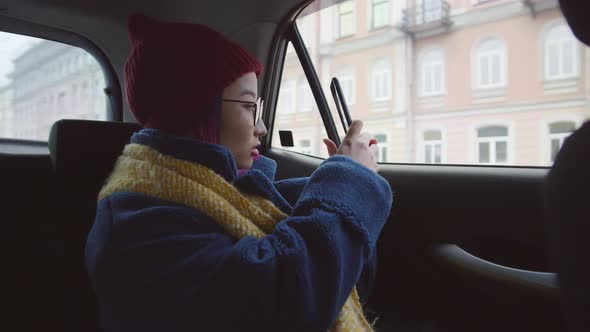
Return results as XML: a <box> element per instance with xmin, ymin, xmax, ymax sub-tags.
<box><xmin>251</xmin><ymin>148</ymin><xmax>259</xmax><ymax>157</ymax></box>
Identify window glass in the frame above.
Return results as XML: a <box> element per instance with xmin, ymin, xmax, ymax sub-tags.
<box><xmin>423</xmin><ymin>130</ymin><xmax>443</xmax><ymax>163</ymax></box>
<box><xmin>478</xmin><ymin>125</ymin><xmax>508</xmax><ymax>137</ymax></box>
<box><xmin>477</xmin><ymin>126</ymin><xmax>509</xmax><ymax>164</ymax></box>
<box><xmin>370</xmin><ymin>60</ymin><xmax>391</xmax><ymax>101</ymax></box>
<box><xmin>372</xmin><ymin>0</ymin><xmax>390</xmax><ymax>29</ymax></box>
<box><xmin>274</xmin><ymin>0</ymin><xmax>588</xmax><ymax>166</ymax></box>
<box><xmin>420</xmin><ymin>49</ymin><xmax>445</xmax><ymax>96</ymax></box>
<box><xmin>0</xmin><ymin>31</ymin><xmax>107</xmax><ymax>141</ymax></box>
<box><xmin>337</xmin><ymin>68</ymin><xmax>356</xmax><ymax>106</ymax></box>
<box><xmin>374</xmin><ymin>133</ymin><xmax>388</xmax><ymax>162</ymax></box>
<box><xmin>476</xmin><ymin>39</ymin><xmax>505</xmax><ymax>89</ymax></box>
<box><xmin>277</xmin><ymin>80</ymin><xmax>295</xmax><ymax>114</ymax></box>
<box><xmin>272</xmin><ymin>43</ymin><xmax>323</xmax><ymax>157</ymax></box>
<box><xmin>297</xmin><ymin>78</ymin><xmax>313</xmax><ymax>112</ymax></box>
<box><xmin>424</xmin><ymin>129</ymin><xmax>442</xmax><ymax>141</ymax></box>
<box><xmin>300</xmin><ymin>139</ymin><xmax>313</xmax><ymax>154</ymax></box>
<box><xmin>545</xmin><ymin>24</ymin><xmax>578</xmax><ymax>80</ymax></box>
<box><xmin>550</xmin><ymin>121</ymin><xmax>575</xmax><ymax>133</ymax></box>
<box><xmin>549</xmin><ymin>121</ymin><xmax>575</xmax><ymax>162</ymax></box>
<box><xmin>421</xmin><ymin>0</ymin><xmax>444</xmax><ymax>23</ymax></box>
<box><xmin>338</xmin><ymin>1</ymin><xmax>355</xmax><ymax>38</ymax></box>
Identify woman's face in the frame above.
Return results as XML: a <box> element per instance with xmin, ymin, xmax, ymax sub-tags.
<box><xmin>219</xmin><ymin>72</ymin><xmax>267</xmax><ymax>169</ymax></box>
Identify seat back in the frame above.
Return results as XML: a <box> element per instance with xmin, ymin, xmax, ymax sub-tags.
<box><xmin>1</xmin><ymin>152</ymin><xmax>58</xmax><ymax>331</ymax></box>
<box><xmin>47</xmin><ymin>119</ymin><xmax>142</xmax><ymax>332</ymax></box>
<box><xmin>545</xmin><ymin>121</ymin><xmax>590</xmax><ymax>331</ymax></box>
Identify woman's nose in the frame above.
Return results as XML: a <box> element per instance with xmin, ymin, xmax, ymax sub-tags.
<box><xmin>255</xmin><ymin>119</ymin><xmax>267</xmax><ymax>137</ymax></box>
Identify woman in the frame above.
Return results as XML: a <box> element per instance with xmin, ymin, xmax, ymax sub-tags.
<box><xmin>85</xmin><ymin>14</ymin><xmax>393</xmax><ymax>332</ymax></box>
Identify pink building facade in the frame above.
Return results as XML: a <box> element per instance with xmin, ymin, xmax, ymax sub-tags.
<box><xmin>274</xmin><ymin>0</ymin><xmax>590</xmax><ymax>166</ymax></box>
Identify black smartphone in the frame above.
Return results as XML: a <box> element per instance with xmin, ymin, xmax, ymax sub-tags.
<box><xmin>330</xmin><ymin>77</ymin><xmax>352</xmax><ymax>134</ymax></box>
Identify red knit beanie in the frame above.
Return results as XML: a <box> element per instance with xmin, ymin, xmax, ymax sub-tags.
<box><xmin>124</xmin><ymin>14</ymin><xmax>263</xmax><ymax>141</ymax></box>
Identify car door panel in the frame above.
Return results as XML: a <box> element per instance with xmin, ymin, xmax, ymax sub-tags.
<box><xmin>269</xmin><ymin>148</ymin><xmax>562</xmax><ymax>331</ymax></box>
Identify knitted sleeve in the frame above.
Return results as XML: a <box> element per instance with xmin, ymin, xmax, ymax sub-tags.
<box><xmin>273</xmin><ymin>177</ymin><xmax>308</xmax><ymax>207</ymax></box>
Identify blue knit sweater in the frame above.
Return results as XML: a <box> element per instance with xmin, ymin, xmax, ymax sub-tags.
<box><xmin>85</xmin><ymin>129</ymin><xmax>393</xmax><ymax>332</ymax></box>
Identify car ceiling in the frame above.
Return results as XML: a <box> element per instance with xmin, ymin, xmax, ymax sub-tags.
<box><xmin>2</xmin><ymin>0</ymin><xmax>304</xmax><ymax>33</ymax></box>
<box><xmin>0</xmin><ymin>0</ymin><xmax>311</xmax><ymax>120</ymax></box>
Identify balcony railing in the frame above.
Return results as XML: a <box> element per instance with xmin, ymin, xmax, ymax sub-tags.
<box><xmin>402</xmin><ymin>0</ymin><xmax>452</xmax><ymax>33</ymax></box>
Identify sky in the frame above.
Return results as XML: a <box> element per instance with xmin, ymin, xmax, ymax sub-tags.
<box><xmin>0</xmin><ymin>31</ymin><xmax>40</xmax><ymax>87</ymax></box>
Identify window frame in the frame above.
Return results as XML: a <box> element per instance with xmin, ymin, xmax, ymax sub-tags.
<box><xmin>420</xmin><ymin>0</ymin><xmax>444</xmax><ymax>23</ymax></box>
<box><xmin>373</xmin><ymin>133</ymin><xmax>389</xmax><ymax>163</ymax></box>
<box><xmin>545</xmin><ymin>119</ymin><xmax>578</xmax><ymax>163</ymax></box>
<box><xmin>0</xmin><ymin>15</ymin><xmax>121</xmax><ymax>149</ymax></box>
<box><xmin>1</xmin><ymin>17</ymin><xmax>121</xmax><ymax>121</ymax></box>
<box><xmin>370</xmin><ymin>59</ymin><xmax>392</xmax><ymax>102</ymax></box>
<box><xmin>549</xmin><ymin>131</ymin><xmax>570</xmax><ymax>162</ymax></box>
<box><xmin>474</xmin><ymin>38</ymin><xmax>507</xmax><ymax>90</ymax></box>
<box><xmin>544</xmin><ymin>24</ymin><xmax>579</xmax><ymax>81</ymax></box>
<box><xmin>263</xmin><ymin>21</ymin><xmax>341</xmax><ymax>153</ymax></box>
<box><xmin>419</xmin><ymin>48</ymin><xmax>446</xmax><ymax>97</ymax></box>
<box><xmin>370</xmin><ymin>0</ymin><xmax>390</xmax><ymax>30</ymax></box>
<box><xmin>475</xmin><ymin>125</ymin><xmax>511</xmax><ymax>165</ymax></box>
<box><xmin>418</xmin><ymin>128</ymin><xmax>446</xmax><ymax>164</ymax></box>
<box><xmin>337</xmin><ymin>0</ymin><xmax>356</xmax><ymax>38</ymax></box>
<box><xmin>267</xmin><ymin>3</ymin><xmax>558</xmax><ymax>169</ymax></box>
<box><xmin>424</xmin><ymin>133</ymin><xmax>443</xmax><ymax>164</ymax></box>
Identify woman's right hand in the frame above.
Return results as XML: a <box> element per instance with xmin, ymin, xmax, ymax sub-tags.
<box><xmin>322</xmin><ymin>120</ymin><xmax>379</xmax><ymax>173</ymax></box>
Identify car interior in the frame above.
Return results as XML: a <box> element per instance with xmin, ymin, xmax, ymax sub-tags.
<box><xmin>1</xmin><ymin>0</ymin><xmax>587</xmax><ymax>331</ymax></box>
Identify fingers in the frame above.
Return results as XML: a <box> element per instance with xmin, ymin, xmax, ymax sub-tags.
<box><xmin>357</xmin><ymin>132</ymin><xmax>371</xmax><ymax>146</ymax></box>
<box><xmin>347</xmin><ymin>120</ymin><xmax>363</xmax><ymax>137</ymax></box>
<box><xmin>369</xmin><ymin>142</ymin><xmax>379</xmax><ymax>156</ymax></box>
<box><xmin>369</xmin><ymin>143</ymin><xmax>379</xmax><ymax>173</ymax></box>
<box><xmin>322</xmin><ymin>138</ymin><xmax>338</xmax><ymax>156</ymax></box>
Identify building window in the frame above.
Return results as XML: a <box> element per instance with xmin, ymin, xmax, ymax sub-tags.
<box><xmin>57</xmin><ymin>91</ymin><xmax>66</xmax><ymax>110</ymax></box>
<box><xmin>71</xmin><ymin>84</ymin><xmax>78</xmax><ymax>107</ymax></box>
<box><xmin>370</xmin><ymin>60</ymin><xmax>391</xmax><ymax>102</ymax></box>
<box><xmin>297</xmin><ymin>16</ymin><xmax>312</xmax><ymax>44</ymax></box>
<box><xmin>477</xmin><ymin>125</ymin><xmax>509</xmax><ymax>164</ymax></box>
<box><xmin>338</xmin><ymin>1</ymin><xmax>355</xmax><ymax>38</ymax></box>
<box><xmin>297</xmin><ymin>78</ymin><xmax>313</xmax><ymax>112</ymax></box>
<box><xmin>337</xmin><ymin>68</ymin><xmax>356</xmax><ymax>105</ymax></box>
<box><xmin>476</xmin><ymin>39</ymin><xmax>506</xmax><ymax>89</ymax></box>
<box><xmin>423</xmin><ymin>130</ymin><xmax>443</xmax><ymax>164</ymax></box>
<box><xmin>549</xmin><ymin>121</ymin><xmax>576</xmax><ymax>162</ymax></box>
<box><xmin>420</xmin><ymin>49</ymin><xmax>445</xmax><ymax>96</ymax></box>
<box><xmin>374</xmin><ymin>133</ymin><xmax>388</xmax><ymax>162</ymax></box>
<box><xmin>545</xmin><ymin>24</ymin><xmax>578</xmax><ymax>80</ymax></box>
<box><xmin>371</xmin><ymin>0</ymin><xmax>390</xmax><ymax>29</ymax></box>
<box><xmin>300</xmin><ymin>139</ymin><xmax>312</xmax><ymax>155</ymax></box>
<box><xmin>278</xmin><ymin>80</ymin><xmax>295</xmax><ymax>114</ymax></box>
<box><xmin>420</xmin><ymin>0</ymin><xmax>444</xmax><ymax>23</ymax></box>
<box><xmin>81</xmin><ymin>81</ymin><xmax>89</xmax><ymax>104</ymax></box>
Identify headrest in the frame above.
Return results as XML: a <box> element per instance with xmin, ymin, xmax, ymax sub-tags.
<box><xmin>48</xmin><ymin>120</ymin><xmax>142</xmax><ymax>180</ymax></box>
<box><xmin>559</xmin><ymin>0</ymin><xmax>590</xmax><ymax>47</ymax></box>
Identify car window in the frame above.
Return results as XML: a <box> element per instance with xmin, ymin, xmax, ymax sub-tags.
<box><xmin>0</xmin><ymin>31</ymin><xmax>107</xmax><ymax>142</ymax></box>
<box><xmin>273</xmin><ymin>0</ymin><xmax>590</xmax><ymax>166</ymax></box>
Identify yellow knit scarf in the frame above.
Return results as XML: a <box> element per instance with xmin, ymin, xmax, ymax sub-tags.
<box><xmin>98</xmin><ymin>143</ymin><xmax>374</xmax><ymax>332</ymax></box>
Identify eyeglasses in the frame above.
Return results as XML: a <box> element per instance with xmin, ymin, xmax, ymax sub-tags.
<box><xmin>220</xmin><ymin>97</ymin><xmax>264</xmax><ymax>126</ymax></box>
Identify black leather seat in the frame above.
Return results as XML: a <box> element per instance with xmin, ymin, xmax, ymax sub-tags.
<box><xmin>47</xmin><ymin>119</ymin><xmax>141</xmax><ymax>332</ymax></box>
<box><xmin>545</xmin><ymin>121</ymin><xmax>590</xmax><ymax>332</ymax></box>
<box><xmin>546</xmin><ymin>1</ymin><xmax>590</xmax><ymax>331</ymax></box>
